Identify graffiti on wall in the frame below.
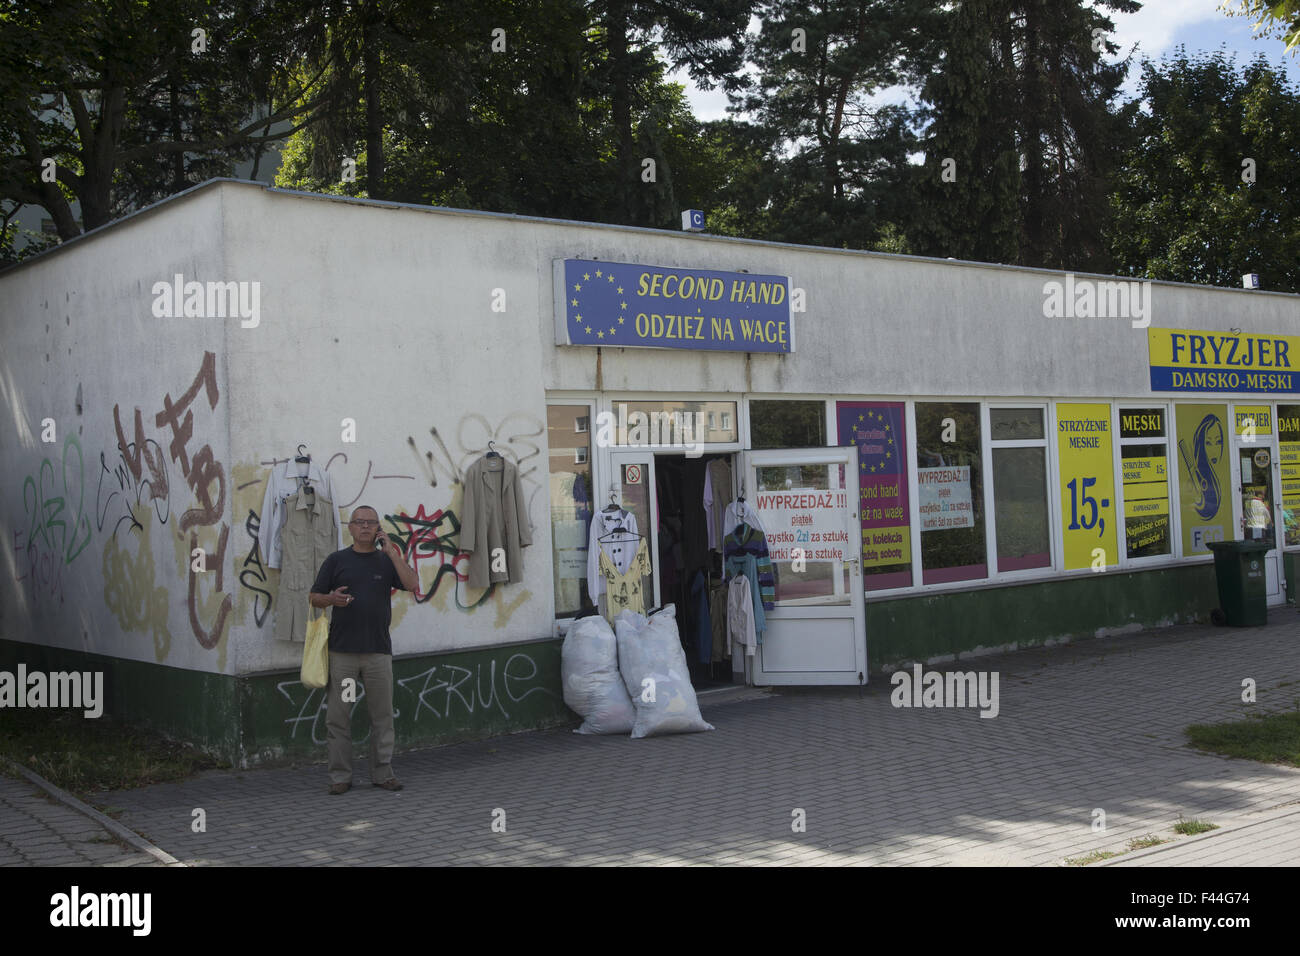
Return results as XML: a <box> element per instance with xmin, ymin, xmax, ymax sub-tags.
<box><xmin>275</xmin><ymin>649</ymin><xmax>557</xmax><ymax>744</ymax></box>
<box><xmin>152</xmin><ymin>351</ymin><xmax>231</xmax><ymax>653</ymax></box>
<box><xmin>13</xmin><ymin>433</ymin><xmax>94</xmax><ymax>607</ymax></box>
<box><xmin>238</xmin><ymin>508</ymin><xmax>273</xmax><ymax>628</ymax></box>
<box><xmin>20</xmin><ymin>434</ymin><xmax>92</xmax><ymax>565</ymax></box>
<box><xmin>240</xmin><ymin>411</ymin><xmax>544</xmax><ymax>636</ymax></box>
<box><xmin>98</xmin><ymin>407</ymin><xmax>171</xmax><ymax>538</ymax></box>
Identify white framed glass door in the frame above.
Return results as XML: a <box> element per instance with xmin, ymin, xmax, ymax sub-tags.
<box><xmin>739</xmin><ymin>446</ymin><xmax>867</xmax><ymax>685</ymax></box>
<box><xmin>1230</xmin><ymin>404</ymin><xmax>1282</xmax><ymax>604</ymax></box>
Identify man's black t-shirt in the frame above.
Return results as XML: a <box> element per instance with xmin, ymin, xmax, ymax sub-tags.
<box><xmin>311</xmin><ymin>547</ymin><xmax>408</xmax><ymax>654</ymax></box>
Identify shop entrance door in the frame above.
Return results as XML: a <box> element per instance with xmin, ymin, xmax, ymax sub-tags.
<box><xmin>740</xmin><ymin>447</ymin><xmax>867</xmax><ymax>685</ymax></box>
<box><xmin>1230</xmin><ymin>407</ymin><xmax>1283</xmax><ymax>605</ymax></box>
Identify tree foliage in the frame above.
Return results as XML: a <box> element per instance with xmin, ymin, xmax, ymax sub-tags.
<box><xmin>1107</xmin><ymin>48</ymin><xmax>1300</xmax><ymax>292</ymax></box>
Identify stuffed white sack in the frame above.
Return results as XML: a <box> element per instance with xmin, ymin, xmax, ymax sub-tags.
<box><xmin>614</xmin><ymin>605</ymin><xmax>714</xmax><ymax>738</ymax></box>
<box><xmin>561</xmin><ymin>614</ymin><xmax>636</xmax><ymax>734</ymax></box>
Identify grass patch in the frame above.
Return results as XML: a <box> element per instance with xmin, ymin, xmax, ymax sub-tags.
<box><xmin>1185</xmin><ymin>709</ymin><xmax>1300</xmax><ymax>767</ymax></box>
<box><xmin>0</xmin><ymin>707</ymin><xmax>224</xmax><ymax>799</ymax></box>
<box><xmin>1173</xmin><ymin>818</ymin><xmax>1219</xmax><ymax>836</ymax></box>
<box><xmin>1065</xmin><ymin>850</ymin><xmax>1121</xmax><ymax>866</ymax></box>
<box><xmin>1127</xmin><ymin>834</ymin><xmax>1170</xmax><ymax>850</ymax></box>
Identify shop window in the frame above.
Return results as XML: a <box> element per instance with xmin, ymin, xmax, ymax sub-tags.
<box><xmin>1119</xmin><ymin>407</ymin><xmax>1171</xmax><ymax>559</ymax></box>
<box><xmin>990</xmin><ymin>407</ymin><xmax>1050</xmax><ymax>571</ymax></box>
<box><xmin>1278</xmin><ymin>405</ymin><xmax>1300</xmax><ymax>547</ymax></box>
<box><xmin>548</xmin><ymin>404</ymin><xmax>594</xmax><ymax>616</ymax></box>
<box><xmin>837</xmin><ymin>401</ymin><xmax>910</xmax><ymax>590</ymax></box>
<box><xmin>916</xmin><ymin>402</ymin><xmax>986</xmax><ymax>583</ymax></box>
<box><xmin>751</xmin><ymin>399</ymin><xmax>827</xmax><ymax>449</ymax></box>
<box><xmin>1174</xmin><ymin>404</ymin><xmax>1230</xmax><ymax>556</ymax></box>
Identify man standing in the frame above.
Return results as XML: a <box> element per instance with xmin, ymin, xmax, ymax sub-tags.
<box><xmin>310</xmin><ymin>505</ymin><xmax>419</xmax><ymax>794</ymax></box>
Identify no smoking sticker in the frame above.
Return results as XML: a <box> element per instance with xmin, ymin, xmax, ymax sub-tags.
<box><xmin>625</xmin><ymin>464</ymin><xmax>642</xmax><ymax>484</ymax></box>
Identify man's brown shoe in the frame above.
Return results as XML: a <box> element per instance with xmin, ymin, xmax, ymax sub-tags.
<box><xmin>372</xmin><ymin>778</ymin><xmax>403</xmax><ymax>791</ymax></box>
<box><xmin>328</xmin><ymin>782</ymin><xmax>351</xmax><ymax>795</ymax></box>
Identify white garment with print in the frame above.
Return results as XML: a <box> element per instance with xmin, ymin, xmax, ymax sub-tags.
<box><xmin>587</xmin><ymin>508</ymin><xmax>639</xmax><ymax>601</ymax></box>
<box><xmin>724</xmin><ymin>500</ymin><xmax>765</xmax><ymax>538</ymax></box>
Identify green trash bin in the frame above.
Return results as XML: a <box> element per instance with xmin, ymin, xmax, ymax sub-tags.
<box><xmin>1206</xmin><ymin>540</ymin><xmax>1271</xmax><ymax>627</ymax></box>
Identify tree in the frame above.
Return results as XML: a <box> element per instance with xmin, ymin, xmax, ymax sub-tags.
<box><xmin>1107</xmin><ymin>48</ymin><xmax>1300</xmax><ymax>292</ymax></box>
<box><xmin>907</xmin><ymin>0</ymin><xmax>1140</xmax><ymax>272</ymax></box>
<box><xmin>1220</xmin><ymin>1</ymin><xmax>1300</xmax><ymax>52</ymax></box>
<box><xmin>0</xmin><ymin>0</ymin><xmax>333</xmax><ymax>241</ymax></box>
<box><xmin>733</xmin><ymin>0</ymin><xmax>937</xmax><ymax>250</ymax></box>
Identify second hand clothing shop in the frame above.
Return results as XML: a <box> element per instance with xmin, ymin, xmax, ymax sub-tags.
<box><xmin>6</xmin><ymin>180</ymin><xmax>1298</xmax><ymax>763</ymax></box>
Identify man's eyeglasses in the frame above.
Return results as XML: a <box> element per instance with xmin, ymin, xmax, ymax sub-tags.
<box><xmin>350</xmin><ymin>519</ymin><xmax>379</xmax><ymax>527</ymax></box>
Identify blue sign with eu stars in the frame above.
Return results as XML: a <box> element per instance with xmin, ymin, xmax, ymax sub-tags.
<box><xmin>553</xmin><ymin>258</ymin><xmax>794</xmax><ymax>353</ymax></box>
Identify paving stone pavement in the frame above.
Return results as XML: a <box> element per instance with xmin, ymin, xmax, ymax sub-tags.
<box><xmin>68</xmin><ymin>612</ymin><xmax>1299</xmax><ymax>867</ymax></box>
<box><xmin>0</xmin><ymin>771</ymin><xmax>162</xmax><ymax>867</ymax></box>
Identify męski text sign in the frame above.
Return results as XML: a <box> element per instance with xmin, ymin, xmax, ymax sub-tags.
<box><xmin>554</xmin><ymin>259</ymin><xmax>794</xmax><ymax>353</ymax></box>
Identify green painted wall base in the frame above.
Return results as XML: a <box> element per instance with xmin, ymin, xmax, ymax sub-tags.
<box><xmin>865</xmin><ymin>563</ymin><xmax>1218</xmax><ymax>671</ymax></box>
<box><xmin>0</xmin><ymin>637</ymin><xmax>575</xmax><ymax>768</ymax></box>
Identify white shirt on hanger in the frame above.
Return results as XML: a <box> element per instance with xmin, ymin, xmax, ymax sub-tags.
<box><xmin>587</xmin><ymin>508</ymin><xmax>639</xmax><ymax>600</ymax></box>
<box><xmin>724</xmin><ymin>500</ymin><xmax>765</xmax><ymax>537</ymax></box>
<box><xmin>258</xmin><ymin>459</ymin><xmax>341</xmax><ymax>569</ymax></box>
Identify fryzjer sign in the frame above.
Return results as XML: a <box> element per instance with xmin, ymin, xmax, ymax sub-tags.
<box><xmin>554</xmin><ymin>259</ymin><xmax>794</xmax><ymax>353</ymax></box>
<box><xmin>1148</xmin><ymin>328</ymin><xmax>1299</xmax><ymax>393</ymax></box>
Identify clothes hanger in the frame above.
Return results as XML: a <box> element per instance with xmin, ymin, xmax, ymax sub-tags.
<box><xmin>295</xmin><ymin>444</ymin><xmax>314</xmax><ymax>494</ymax></box>
<box><xmin>602</xmin><ymin>491</ymin><xmax>622</xmax><ymax>514</ymax></box>
<box><xmin>485</xmin><ymin>441</ymin><xmax>501</xmax><ymax>459</ymax></box>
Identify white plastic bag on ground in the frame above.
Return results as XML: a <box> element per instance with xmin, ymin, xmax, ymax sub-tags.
<box><xmin>615</xmin><ymin>605</ymin><xmax>714</xmax><ymax>739</ymax></box>
<box><xmin>562</xmin><ymin>614</ymin><xmax>636</xmax><ymax>734</ymax></box>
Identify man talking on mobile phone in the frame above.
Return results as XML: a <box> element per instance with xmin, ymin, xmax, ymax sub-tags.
<box><xmin>310</xmin><ymin>505</ymin><xmax>419</xmax><ymax>795</ymax></box>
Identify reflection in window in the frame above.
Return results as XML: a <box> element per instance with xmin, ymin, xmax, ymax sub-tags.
<box><xmin>916</xmin><ymin>402</ymin><xmax>986</xmax><ymax>584</ymax></box>
<box><xmin>548</xmin><ymin>404</ymin><xmax>594</xmax><ymax>616</ymax></box>
<box><xmin>752</xmin><ymin>400</ymin><xmax>827</xmax><ymax>449</ymax></box>
<box><xmin>991</xmin><ymin>408</ymin><xmax>1050</xmax><ymax>572</ymax></box>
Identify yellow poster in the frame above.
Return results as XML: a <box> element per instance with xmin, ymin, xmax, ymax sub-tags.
<box><xmin>1057</xmin><ymin>403</ymin><xmax>1118</xmax><ymax>570</ymax></box>
<box><xmin>1234</xmin><ymin>405</ymin><xmax>1273</xmax><ymax>437</ymax></box>
<box><xmin>1176</xmin><ymin>404</ymin><xmax>1230</xmax><ymax>554</ymax></box>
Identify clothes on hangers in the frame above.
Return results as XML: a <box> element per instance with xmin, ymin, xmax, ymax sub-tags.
<box><xmin>724</xmin><ymin>499</ymin><xmax>765</xmax><ymax>536</ymax></box>
<box><xmin>587</xmin><ymin>508</ymin><xmax>639</xmax><ymax>601</ymax></box>
<box><xmin>275</xmin><ymin>489</ymin><xmax>338</xmax><ymax>643</ymax></box>
<box><xmin>703</xmin><ymin>458</ymin><xmax>732</xmax><ymax>550</ymax></box>
<box><xmin>598</xmin><ymin>537</ymin><xmax>653</xmax><ymax>623</ymax></box>
<box><xmin>723</xmin><ymin>524</ymin><xmax>776</xmax><ymax>611</ymax></box>
<box><xmin>727</xmin><ymin>574</ymin><xmax>758</xmax><ymax>657</ymax></box>
<box><xmin>461</xmin><ymin>454</ymin><xmax>533</xmax><ymax>589</ymax></box>
<box><xmin>709</xmin><ymin>579</ymin><xmax>730</xmax><ymax>662</ymax></box>
<box><xmin>259</xmin><ymin>459</ymin><xmax>340</xmax><ymax>569</ymax></box>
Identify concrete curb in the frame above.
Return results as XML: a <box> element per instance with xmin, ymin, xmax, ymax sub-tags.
<box><xmin>1097</xmin><ymin>801</ymin><xmax>1300</xmax><ymax>866</ymax></box>
<box><xmin>0</xmin><ymin>757</ymin><xmax>186</xmax><ymax>867</ymax></box>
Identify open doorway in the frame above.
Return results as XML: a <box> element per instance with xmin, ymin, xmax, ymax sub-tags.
<box><xmin>654</xmin><ymin>452</ymin><xmax>737</xmax><ymax>687</ymax></box>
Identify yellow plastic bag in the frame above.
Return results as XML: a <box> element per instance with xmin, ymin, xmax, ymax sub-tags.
<box><xmin>300</xmin><ymin>610</ymin><xmax>330</xmax><ymax>689</ymax></box>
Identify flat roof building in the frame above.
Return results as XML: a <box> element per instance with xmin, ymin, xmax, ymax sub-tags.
<box><xmin>3</xmin><ymin>179</ymin><xmax>1297</xmax><ymax>763</ymax></box>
